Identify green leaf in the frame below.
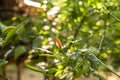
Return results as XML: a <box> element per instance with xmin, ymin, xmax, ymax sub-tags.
<box><xmin>25</xmin><ymin>63</ymin><xmax>46</xmax><ymax>74</ymax></box>
<box><xmin>32</xmin><ymin>37</ymin><xmax>41</xmax><ymax>48</ymax></box>
<box><xmin>87</xmin><ymin>47</ymin><xmax>100</xmax><ymax>56</ymax></box>
<box><xmin>3</xmin><ymin>21</ymin><xmax>25</xmax><ymax>45</ymax></box>
<box><xmin>36</xmin><ymin>48</ymin><xmax>52</xmax><ymax>53</ymax></box>
<box><xmin>57</xmin><ymin>64</ymin><xmax>64</xmax><ymax>69</ymax></box>
<box><xmin>38</xmin><ymin>54</ymin><xmax>54</xmax><ymax>57</ymax></box>
<box><xmin>48</xmin><ymin>68</ymin><xmax>57</xmax><ymax>74</ymax></box>
<box><xmin>0</xmin><ymin>38</ymin><xmax>2</xmax><ymax>46</ymax></box>
<box><xmin>0</xmin><ymin>59</ymin><xmax>8</xmax><ymax>67</ymax></box>
<box><xmin>2</xmin><ymin>26</ymin><xmax>15</xmax><ymax>35</ymax></box>
<box><xmin>14</xmin><ymin>46</ymin><xmax>26</xmax><ymax>60</ymax></box>
<box><xmin>0</xmin><ymin>22</ymin><xmax>6</xmax><ymax>32</ymax></box>
<box><xmin>86</xmin><ymin>54</ymin><xmax>99</xmax><ymax>70</ymax></box>
<box><xmin>81</xmin><ymin>61</ymin><xmax>90</xmax><ymax>74</ymax></box>
<box><xmin>55</xmin><ymin>70</ymin><xmax>63</xmax><ymax>77</ymax></box>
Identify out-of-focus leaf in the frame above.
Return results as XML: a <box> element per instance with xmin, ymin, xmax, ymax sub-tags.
<box><xmin>57</xmin><ymin>64</ymin><xmax>64</xmax><ymax>69</ymax></box>
<box><xmin>38</xmin><ymin>54</ymin><xmax>54</xmax><ymax>57</ymax></box>
<box><xmin>48</xmin><ymin>68</ymin><xmax>56</xmax><ymax>74</ymax></box>
<box><xmin>22</xmin><ymin>28</ymin><xmax>35</xmax><ymax>43</ymax></box>
<box><xmin>32</xmin><ymin>37</ymin><xmax>41</xmax><ymax>48</ymax></box>
<box><xmin>86</xmin><ymin>54</ymin><xmax>99</xmax><ymax>70</ymax></box>
<box><xmin>0</xmin><ymin>59</ymin><xmax>8</xmax><ymax>67</ymax></box>
<box><xmin>14</xmin><ymin>46</ymin><xmax>26</xmax><ymax>60</ymax></box>
<box><xmin>2</xmin><ymin>26</ymin><xmax>15</xmax><ymax>35</ymax></box>
<box><xmin>0</xmin><ymin>22</ymin><xmax>6</xmax><ymax>32</ymax></box>
<box><xmin>87</xmin><ymin>47</ymin><xmax>100</xmax><ymax>56</ymax></box>
<box><xmin>3</xmin><ymin>21</ymin><xmax>25</xmax><ymax>45</ymax></box>
<box><xmin>0</xmin><ymin>38</ymin><xmax>2</xmax><ymax>46</ymax></box>
<box><xmin>55</xmin><ymin>70</ymin><xmax>63</xmax><ymax>77</ymax></box>
<box><xmin>25</xmin><ymin>63</ymin><xmax>46</xmax><ymax>74</ymax></box>
<box><xmin>81</xmin><ymin>61</ymin><xmax>90</xmax><ymax>74</ymax></box>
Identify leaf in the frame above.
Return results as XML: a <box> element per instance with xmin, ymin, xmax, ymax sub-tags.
<box><xmin>2</xmin><ymin>26</ymin><xmax>15</xmax><ymax>35</ymax></box>
<box><xmin>48</xmin><ymin>68</ymin><xmax>57</xmax><ymax>74</ymax></box>
<box><xmin>0</xmin><ymin>22</ymin><xmax>6</xmax><ymax>32</ymax></box>
<box><xmin>3</xmin><ymin>21</ymin><xmax>25</xmax><ymax>45</ymax></box>
<box><xmin>55</xmin><ymin>70</ymin><xmax>63</xmax><ymax>77</ymax></box>
<box><xmin>22</xmin><ymin>28</ymin><xmax>35</xmax><ymax>43</ymax></box>
<box><xmin>0</xmin><ymin>59</ymin><xmax>8</xmax><ymax>67</ymax></box>
<box><xmin>87</xmin><ymin>47</ymin><xmax>100</xmax><ymax>56</ymax></box>
<box><xmin>57</xmin><ymin>64</ymin><xmax>64</xmax><ymax>69</ymax></box>
<box><xmin>14</xmin><ymin>46</ymin><xmax>26</xmax><ymax>60</ymax></box>
<box><xmin>81</xmin><ymin>61</ymin><xmax>90</xmax><ymax>74</ymax></box>
<box><xmin>38</xmin><ymin>54</ymin><xmax>54</xmax><ymax>57</ymax></box>
<box><xmin>25</xmin><ymin>63</ymin><xmax>46</xmax><ymax>74</ymax></box>
<box><xmin>86</xmin><ymin>54</ymin><xmax>99</xmax><ymax>70</ymax></box>
<box><xmin>32</xmin><ymin>37</ymin><xmax>41</xmax><ymax>48</ymax></box>
<box><xmin>0</xmin><ymin>38</ymin><xmax>2</xmax><ymax>46</ymax></box>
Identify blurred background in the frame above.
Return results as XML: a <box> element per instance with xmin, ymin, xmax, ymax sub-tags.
<box><xmin>0</xmin><ymin>0</ymin><xmax>120</xmax><ymax>80</ymax></box>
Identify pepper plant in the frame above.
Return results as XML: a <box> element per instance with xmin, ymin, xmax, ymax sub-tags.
<box><xmin>0</xmin><ymin>0</ymin><xmax>120</xmax><ymax>80</ymax></box>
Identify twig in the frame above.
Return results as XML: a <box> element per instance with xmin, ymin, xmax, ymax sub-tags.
<box><xmin>103</xmin><ymin>5</ymin><xmax>120</xmax><ymax>22</ymax></box>
<box><xmin>67</xmin><ymin>16</ymin><xmax>86</xmax><ymax>49</ymax></box>
<box><xmin>73</xmin><ymin>16</ymin><xmax>86</xmax><ymax>40</ymax></box>
<box><xmin>91</xmin><ymin>54</ymin><xmax>120</xmax><ymax>77</ymax></box>
<box><xmin>98</xmin><ymin>35</ymin><xmax>104</xmax><ymax>50</ymax></box>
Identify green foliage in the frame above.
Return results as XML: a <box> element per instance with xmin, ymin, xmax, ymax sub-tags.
<box><xmin>14</xmin><ymin>46</ymin><xmax>26</xmax><ymax>60</ymax></box>
<box><xmin>0</xmin><ymin>0</ymin><xmax>120</xmax><ymax>80</ymax></box>
<box><xmin>3</xmin><ymin>21</ymin><xmax>25</xmax><ymax>45</ymax></box>
<box><xmin>0</xmin><ymin>38</ymin><xmax>2</xmax><ymax>47</ymax></box>
<box><xmin>0</xmin><ymin>59</ymin><xmax>8</xmax><ymax>67</ymax></box>
<box><xmin>0</xmin><ymin>22</ymin><xmax>6</xmax><ymax>35</ymax></box>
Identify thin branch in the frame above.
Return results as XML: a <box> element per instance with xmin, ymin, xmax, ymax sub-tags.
<box><xmin>66</xmin><ymin>16</ymin><xmax>86</xmax><ymax>49</ymax></box>
<box><xmin>98</xmin><ymin>35</ymin><xmax>104</xmax><ymax>50</ymax></box>
<box><xmin>73</xmin><ymin>16</ymin><xmax>86</xmax><ymax>40</ymax></box>
<box><xmin>103</xmin><ymin>5</ymin><xmax>120</xmax><ymax>22</ymax></box>
<box><xmin>92</xmin><ymin>54</ymin><xmax>120</xmax><ymax>77</ymax></box>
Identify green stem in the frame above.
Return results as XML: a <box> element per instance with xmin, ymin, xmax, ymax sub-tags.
<box><xmin>92</xmin><ymin>54</ymin><xmax>120</xmax><ymax>77</ymax></box>
<box><xmin>98</xmin><ymin>35</ymin><xmax>104</xmax><ymax>50</ymax></box>
<box><xmin>103</xmin><ymin>5</ymin><xmax>120</xmax><ymax>22</ymax></box>
<box><xmin>25</xmin><ymin>63</ymin><xmax>46</xmax><ymax>75</ymax></box>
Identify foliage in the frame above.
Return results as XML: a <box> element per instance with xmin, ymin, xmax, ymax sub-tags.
<box><xmin>0</xmin><ymin>0</ymin><xmax>120</xmax><ymax>80</ymax></box>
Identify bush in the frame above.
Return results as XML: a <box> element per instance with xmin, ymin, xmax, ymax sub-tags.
<box><xmin>0</xmin><ymin>0</ymin><xmax>120</xmax><ymax>80</ymax></box>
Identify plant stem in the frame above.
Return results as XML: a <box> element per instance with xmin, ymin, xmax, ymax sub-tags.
<box><xmin>103</xmin><ymin>5</ymin><xmax>120</xmax><ymax>22</ymax></box>
<box><xmin>92</xmin><ymin>54</ymin><xmax>120</xmax><ymax>77</ymax></box>
<box><xmin>25</xmin><ymin>63</ymin><xmax>47</xmax><ymax>75</ymax></box>
<box><xmin>98</xmin><ymin>35</ymin><xmax>104</xmax><ymax>50</ymax></box>
<box><xmin>67</xmin><ymin>16</ymin><xmax>86</xmax><ymax>49</ymax></box>
<box><xmin>73</xmin><ymin>16</ymin><xmax>86</xmax><ymax>40</ymax></box>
